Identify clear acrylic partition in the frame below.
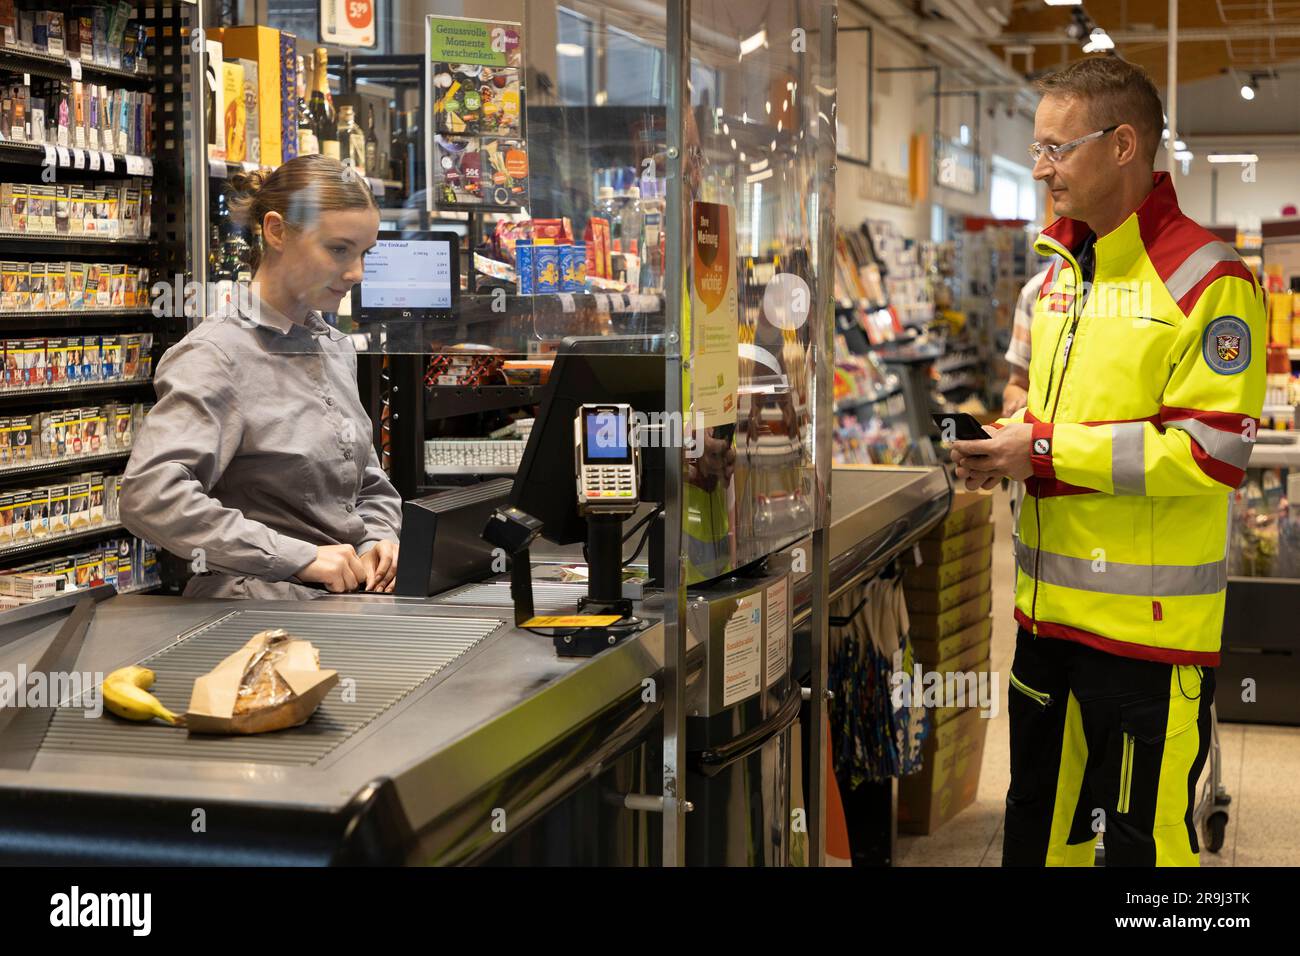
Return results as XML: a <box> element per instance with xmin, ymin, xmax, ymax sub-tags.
<box><xmin>309</xmin><ymin>0</ymin><xmax>836</xmax><ymax>578</ymax></box>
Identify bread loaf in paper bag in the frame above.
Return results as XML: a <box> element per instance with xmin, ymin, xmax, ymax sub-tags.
<box><xmin>186</xmin><ymin>628</ymin><xmax>338</xmax><ymax>734</ymax></box>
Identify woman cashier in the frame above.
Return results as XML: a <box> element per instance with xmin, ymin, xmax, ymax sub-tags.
<box><xmin>120</xmin><ymin>155</ymin><xmax>402</xmax><ymax>598</ymax></box>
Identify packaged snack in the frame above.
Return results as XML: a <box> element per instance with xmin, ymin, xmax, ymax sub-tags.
<box><xmin>515</xmin><ymin>240</ymin><xmax>534</xmax><ymax>295</ymax></box>
<box><xmin>68</xmin><ymin>262</ymin><xmax>86</xmax><ymax>309</ymax></box>
<box><xmin>560</xmin><ymin>242</ymin><xmax>587</xmax><ymax>292</ymax></box>
<box><xmin>534</xmin><ymin>244</ymin><xmax>561</xmax><ymax>294</ymax></box>
<box><xmin>29</xmin><ymin>262</ymin><xmax>47</xmax><ymax>311</ymax></box>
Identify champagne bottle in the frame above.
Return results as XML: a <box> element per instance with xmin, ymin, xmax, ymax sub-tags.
<box><xmin>296</xmin><ymin>54</ymin><xmax>318</xmax><ymax>156</ymax></box>
<box><xmin>311</xmin><ymin>47</ymin><xmax>338</xmax><ymax>160</ymax></box>
<box><xmin>364</xmin><ymin>104</ymin><xmax>378</xmax><ymax>180</ymax></box>
<box><xmin>337</xmin><ymin>104</ymin><xmax>364</xmax><ymax>175</ymax></box>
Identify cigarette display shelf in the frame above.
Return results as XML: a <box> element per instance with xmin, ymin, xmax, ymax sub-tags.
<box><xmin>0</xmin><ymin>519</ymin><xmax>124</xmax><ymax>563</ymax></box>
<box><xmin>0</xmin><ymin>448</ymin><xmax>129</xmax><ymax>483</ymax></box>
<box><xmin>0</xmin><ymin>138</ymin><xmax>155</xmax><ymax>177</ymax></box>
<box><xmin>0</xmin><ymin>45</ymin><xmax>155</xmax><ymax>88</ymax></box>
<box><xmin>0</xmin><ymin>229</ymin><xmax>148</xmax><ymax>246</ymax></box>
<box><xmin>0</xmin><ymin>308</ymin><xmax>159</xmax><ymax>329</ymax></box>
<box><xmin>0</xmin><ymin>378</ymin><xmax>152</xmax><ymax>410</ymax></box>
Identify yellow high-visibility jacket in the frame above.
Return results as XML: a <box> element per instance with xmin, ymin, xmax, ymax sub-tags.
<box><xmin>999</xmin><ymin>173</ymin><xmax>1265</xmax><ymax>665</ymax></box>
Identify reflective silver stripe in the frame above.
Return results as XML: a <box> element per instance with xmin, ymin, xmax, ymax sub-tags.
<box><xmin>1164</xmin><ymin>417</ymin><xmax>1253</xmax><ymax>470</ymax></box>
<box><xmin>1111</xmin><ymin>422</ymin><xmax>1146</xmax><ymax>495</ymax></box>
<box><xmin>1165</xmin><ymin>241</ymin><xmax>1241</xmax><ymax>304</ymax></box>
<box><xmin>1015</xmin><ymin>540</ymin><xmax>1226</xmax><ymax>597</ymax></box>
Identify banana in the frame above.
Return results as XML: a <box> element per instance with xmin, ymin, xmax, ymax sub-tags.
<box><xmin>102</xmin><ymin>666</ymin><xmax>181</xmax><ymax>725</ymax></box>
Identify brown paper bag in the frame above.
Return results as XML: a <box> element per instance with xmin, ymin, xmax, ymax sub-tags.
<box><xmin>186</xmin><ymin>628</ymin><xmax>338</xmax><ymax>735</ymax></box>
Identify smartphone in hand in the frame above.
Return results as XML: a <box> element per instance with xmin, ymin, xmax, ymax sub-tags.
<box><xmin>932</xmin><ymin>412</ymin><xmax>992</xmax><ymax>442</ymax></box>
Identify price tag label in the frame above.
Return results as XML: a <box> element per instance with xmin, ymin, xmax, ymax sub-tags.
<box><xmin>22</xmin><ymin>73</ymin><xmax>29</xmax><ymax>86</ymax></box>
<box><xmin>72</xmin><ymin>148</ymin><xmax>86</xmax><ymax>169</ymax></box>
<box><xmin>241</xmin><ymin>161</ymin><xmax>258</xmax><ymax>173</ymax></box>
<box><xmin>367</xmin><ymin>177</ymin><xmax>385</xmax><ymax>197</ymax></box>
<box><xmin>557</xmin><ymin>293</ymin><xmax>576</xmax><ymax>313</ymax></box>
<box><xmin>101</xmin><ymin>151</ymin><xmax>114</xmax><ymax>172</ymax></box>
<box><xmin>67</xmin><ymin>58</ymin><xmax>82</xmax><ymax>81</ymax></box>
<box><xmin>56</xmin><ymin>146</ymin><xmax>70</xmax><ymax>167</ymax></box>
<box><xmin>125</xmin><ymin>154</ymin><xmax>144</xmax><ymax>174</ymax></box>
<box><xmin>43</xmin><ymin>144</ymin><xmax>56</xmax><ymax>167</ymax></box>
<box><xmin>208</xmin><ymin>157</ymin><xmax>227</xmax><ymax>179</ymax></box>
<box><xmin>142</xmin><ymin>158</ymin><xmax>152</xmax><ymax>176</ymax></box>
<box><xmin>87</xmin><ymin>149</ymin><xmax>100</xmax><ymax>171</ymax></box>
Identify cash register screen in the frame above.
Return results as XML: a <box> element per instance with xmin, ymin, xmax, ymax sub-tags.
<box><xmin>360</xmin><ymin>238</ymin><xmax>455</xmax><ymax>310</ymax></box>
<box><xmin>583</xmin><ymin>409</ymin><xmax>632</xmax><ymax>463</ymax></box>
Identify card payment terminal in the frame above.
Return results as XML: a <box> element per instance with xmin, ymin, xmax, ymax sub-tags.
<box><xmin>574</xmin><ymin>404</ymin><xmax>640</xmax><ymax>514</ymax></box>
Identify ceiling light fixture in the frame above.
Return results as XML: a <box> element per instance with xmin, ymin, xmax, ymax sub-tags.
<box><xmin>1082</xmin><ymin>28</ymin><xmax>1114</xmax><ymax>53</ymax></box>
<box><xmin>1208</xmin><ymin>153</ymin><xmax>1259</xmax><ymax>164</ymax></box>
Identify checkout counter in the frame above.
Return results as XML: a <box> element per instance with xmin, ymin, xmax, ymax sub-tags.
<box><xmin>0</xmin><ymin>463</ymin><xmax>947</xmax><ymax>866</ymax></box>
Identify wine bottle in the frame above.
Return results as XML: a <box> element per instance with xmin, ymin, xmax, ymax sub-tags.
<box><xmin>389</xmin><ymin>109</ymin><xmax>407</xmax><ymax>192</ymax></box>
<box><xmin>364</xmin><ymin>104</ymin><xmax>378</xmax><ymax>180</ymax></box>
<box><xmin>311</xmin><ymin>47</ymin><xmax>338</xmax><ymax>160</ymax></box>
<box><xmin>296</xmin><ymin>54</ymin><xmax>318</xmax><ymax>156</ymax></box>
<box><xmin>337</xmin><ymin>104</ymin><xmax>364</xmax><ymax>175</ymax></box>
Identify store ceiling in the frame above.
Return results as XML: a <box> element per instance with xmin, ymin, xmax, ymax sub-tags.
<box><xmin>991</xmin><ymin>0</ymin><xmax>1300</xmax><ymax>88</ymax></box>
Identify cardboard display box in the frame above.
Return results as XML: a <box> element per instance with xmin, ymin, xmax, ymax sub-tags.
<box><xmin>925</xmin><ymin>490</ymin><xmax>993</xmax><ymax>541</ymax></box>
<box><xmin>911</xmin><ymin>615</ymin><xmax>992</xmax><ymax>665</ymax></box>
<box><xmin>212</xmin><ymin>26</ymin><xmax>282</xmax><ymax>167</ymax></box>
<box><xmin>904</xmin><ymin>546</ymin><xmax>992</xmax><ymax>592</ymax></box>
<box><xmin>909</xmin><ymin>590</ymin><xmax>992</xmax><ymax>641</ymax></box>
<box><xmin>905</xmin><ymin>566</ymin><xmax>992</xmax><ymax>614</ymax></box>
<box><xmin>898</xmin><ymin>705</ymin><xmax>990</xmax><ymax>835</ymax></box>
<box><xmin>918</xmin><ymin>521</ymin><xmax>994</xmax><ymax>565</ymax></box>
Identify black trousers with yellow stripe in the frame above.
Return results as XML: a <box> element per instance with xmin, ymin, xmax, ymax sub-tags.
<box><xmin>1003</xmin><ymin>627</ymin><xmax>1215</xmax><ymax>867</ymax></box>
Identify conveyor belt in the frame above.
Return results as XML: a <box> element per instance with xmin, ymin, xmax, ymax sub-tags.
<box><xmin>41</xmin><ymin>610</ymin><xmax>503</xmax><ymax>767</ymax></box>
<box><xmin>435</xmin><ymin>580</ymin><xmax>590</xmax><ymax>609</ymax></box>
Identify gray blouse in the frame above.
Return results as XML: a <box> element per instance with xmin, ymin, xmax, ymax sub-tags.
<box><xmin>119</xmin><ymin>290</ymin><xmax>402</xmax><ymax>599</ymax></box>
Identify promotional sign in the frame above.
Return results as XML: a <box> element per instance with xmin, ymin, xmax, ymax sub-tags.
<box><xmin>425</xmin><ymin>15</ymin><xmax>525</xmax><ymax>211</ymax></box>
<box><xmin>690</xmin><ymin>201</ymin><xmax>739</xmax><ymax>429</ymax></box>
<box><xmin>321</xmin><ymin>0</ymin><xmax>376</xmax><ymax>49</ymax></box>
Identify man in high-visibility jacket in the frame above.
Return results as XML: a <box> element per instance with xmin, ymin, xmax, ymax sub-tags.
<box><xmin>950</xmin><ymin>57</ymin><xmax>1265</xmax><ymax>867</ymax></box>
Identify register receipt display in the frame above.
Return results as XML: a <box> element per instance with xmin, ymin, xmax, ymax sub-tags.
<box><xmin>361</xmin><ymin>240</ymin><xmax>454</xmax><ymax>310</ymax></box>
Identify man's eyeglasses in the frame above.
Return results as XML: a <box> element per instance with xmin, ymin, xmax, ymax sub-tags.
<box><xmin>1028</xmin><ymin>125</ymin><xmax>1120</xmax><ymax>164</ymax></box>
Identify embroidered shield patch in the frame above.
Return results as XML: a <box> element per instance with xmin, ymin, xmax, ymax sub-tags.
<box><xmin>1203</xmin><ymin>316</ymin><xmax>1250</xmax><ymax>375</ymax></box>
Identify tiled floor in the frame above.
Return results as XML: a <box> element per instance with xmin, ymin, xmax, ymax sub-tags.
<box><xmin>894</xmin><ymin>485</ymin><xmax>1300</xmax><ymax>867</ymax></box>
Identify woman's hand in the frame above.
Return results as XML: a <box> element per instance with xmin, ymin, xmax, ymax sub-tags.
<box><xmin>297</xmin><ymin>544</ymin><xmax>368</xmax><ymax>593</ymax></box>
<box><xmin>359</xmin><ymin>540</ymin><xmax>398</xmax><ymax>592</ymax></box>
